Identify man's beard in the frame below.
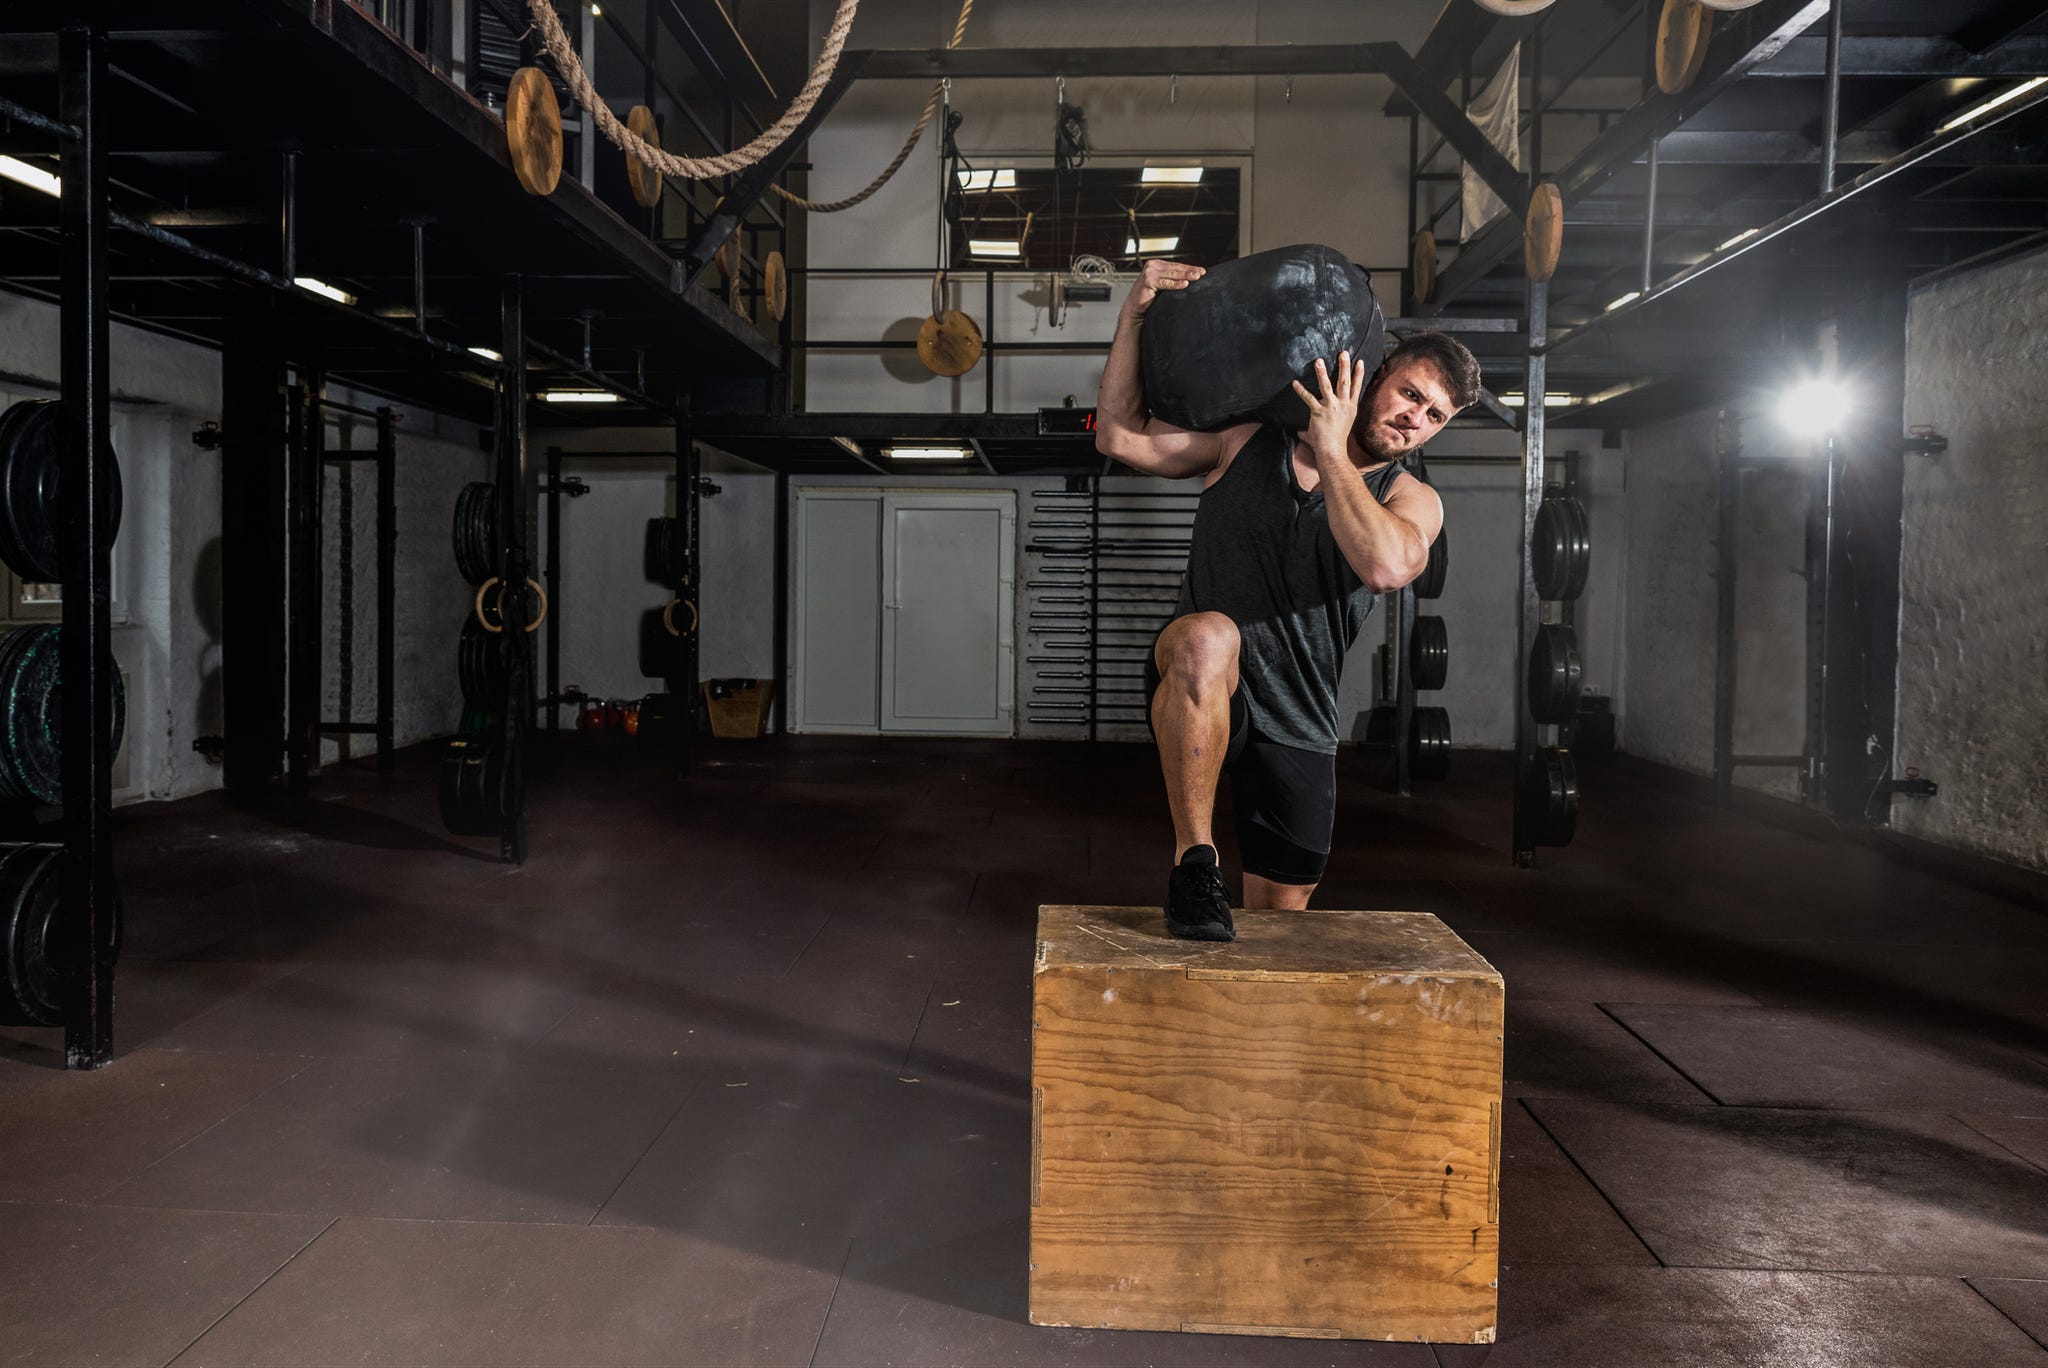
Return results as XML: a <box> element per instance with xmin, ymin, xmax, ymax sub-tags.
<box><xmin>1355</xmin><ymin>419</ymin><xmax>1406</xmax><ymax>461</ymax></box>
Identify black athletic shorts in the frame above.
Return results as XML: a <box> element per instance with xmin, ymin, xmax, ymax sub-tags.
<box><xmin>1143</xmin><ymin>650</ymin><xmax>1337</xmax><ymax>886</ymax></box>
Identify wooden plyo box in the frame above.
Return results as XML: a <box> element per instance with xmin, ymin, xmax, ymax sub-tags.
<box><xmin>1029</xmin><ymin>905</ymin><xmax>1504</xmax><ymax>1345</ymax></box>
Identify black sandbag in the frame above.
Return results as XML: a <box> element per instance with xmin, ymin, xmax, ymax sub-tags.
<box><xmin>1139</xmin><ymin>243</ymin><xmax>1386</xmax><ymax>432</ymax></box>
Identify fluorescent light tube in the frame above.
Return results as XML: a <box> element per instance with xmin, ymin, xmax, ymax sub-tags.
<box><xmin>0</xmin><ymin>156</ymin><xmax>60</xmax><ymax>198</ymax></box>
<box><xmin>468</xmin><ymin>347</ymin><xmax>503</xmax><ymax>362</ymax></box>
<box><xmin>1140</xmin><ymin>166</ymin><xmax>1203</xmax><ymax>184</ymax></box>
<box><xmin>968</xmin><ymin>239</ymin><xmax>1021</xmax><ymax>258</ymax></box>
<box><xmin>1717</xmin><ymin>228</ymin><xmax>1759</xmax><ymax>252</ymax></box>
<box><xmin>294</xmin><ymin>276</ymin><xmax>357</xmax><ymax>306</ymax></box>
<box><xmin>956</xmin><ymin>169</ymin><xmax>1016</xmax><ymax>191</ymax></box>
<box><xmin>887</xmin><ymin>445</ymin><xmax>972</xmax><ymax>460</ymax></box>
<box><xmin>1124</xmin><ymin>236</ymin><xmax>1180</xmax><ymax>255</ymax></box>
<box><xmin>542</xmin><ymin>390</ymin><xmax>620</xmax><ymax>404</ymax></box>
<box><xmin>1936</xmin><ymin>77</ymin><xmax>2047</xmax><ymax>135</ymax></box>
<box><xmin>1605</xmin><ymin>291</ymin><xmax>1641</xmax><ymax>312</ymax></box>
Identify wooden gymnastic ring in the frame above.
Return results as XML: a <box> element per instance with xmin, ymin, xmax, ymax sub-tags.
<box><xmin>1472</xmin><ymin>0</ymin><xmax>1556</xmax><ymax>12</ymax></box>
<box><xmin>661</xmin><ymin>596</ymin><xmax>697</xmax><ymax>638</ymax></box>
<box><xmin>1655</xmin><ymin>0</ymin><xmax>1713</xmax><ymax>96</ymax></box>
<box><xmin>521</xmin><ymin>577</ymin><xmax>548</xmax><ymax>633</ymax></box>
<box><xmin>1695</xmin><ymin>0</ymin><xmax>1762</xmax><ymax>9</ymax></box>
<box><xmin>626</xmin><ymin>104</ymin><xmax>663</xmax><ymax>208</ymax></box>
<box><xmin>1524</xmin><ymin>182</ymin><xmax>1563</xmax><ymax>283</ymax></box>
<box><xmin>1411</xmin><ymin>229</ymin><xmax>1438</xmax><ymax>306</ymax></box>
<box><xmin>505</xmin><ymin>67</ymin><xmax>563</xmax><ymax>196</ymax></box>
<box><xmin>473</xmin><ymin>577</ymin><xmax>504</xmax><ymax>634</ymax></box>
<box><xmin>764</xmin><ymin>250</ymin><xmax>789</xmax><ymax>321</ymax></box>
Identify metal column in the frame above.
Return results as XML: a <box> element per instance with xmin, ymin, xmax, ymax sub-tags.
<box><xmin>1712</xmin><ymin>414</ymin><xmax>1739</xmax><ymax>806</ymax></box>
<box><xmin>286</xmin><ymin>380</ymin><xmax>321</xmax><ymax>797</ymax></box>
<box><xmin>220</xmin><ymin>357</ymin><xmax>289</xmax><ymax>794</ymax></box>
<box><xmin>544</xmin><ymin>444</ymin><xmax>562</xmax><ymax>737</ymax></box>
<box><xmin>772</xmin><ymin>470</ymin><xmax>789</xmax><ymax>735</ymax></box>
<box><xmin>666</xmin><ymin>402</ymin><xmax>698</xmax><ymax>769</ymax></box>
<box><xmin>495</xmin><ymin>277</ymin><xmax>530</xmax><ymax>864</ymax></box>
<box><xmin>375</xmin><ymin>408</ymin><xmax>396</xmax><ymax>773</ymax></box>
<box><xmin>1394</xmin><ymin>583</ymin><xmax>1416</xmax><ymax>797</ymax></box>
<box><xmin>58</xmin><ymin>21</ymin><xmax>115</xmax><ymax>1068</ymax></box>
<box><xmin>1511</xmin><ymin>279</ymin><xmax>1549</xmax><ymax>866</ymax></box>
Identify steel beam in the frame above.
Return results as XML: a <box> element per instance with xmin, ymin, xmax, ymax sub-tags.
<box><xmin>1544</xmin><ymin>74</ymin><xmax>2048</xmax><ymax>354</ymax></box>
<box><xmin>495</xmin><ymin>275</ymin><xmax>529</xmax><ymax>865</ymax></box>
<box><xmin>1511</xmin><ymin>277</ymin><xmax>1547</xmax><ymax>868</ymax></box>
<box><xmin>859</xmin><ymin>42</ymin><xmax>1398</xmax><ymax>80</ymax></box>
<box><xmin>57</xmin><ymin>21</ymin><xmax>115</xmax><ymax>1070</ymax></box>
<box><xmin>375</xmin><ymin>406</ymin><xmax>395</xmax><ymax>773</ymax></box>
<box><xmin>1752</xmin><ymin>34</ymin><xmax>2048</xmax><ymax>78</ymax></box>
<box><xmin>1424</xmin><ymin>0</ymin><xmax>1831</xmax><ymax>315</ymax></box>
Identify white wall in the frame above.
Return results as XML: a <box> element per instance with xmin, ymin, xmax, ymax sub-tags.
<box><xmin>1613</xmin><ymin>408</ymin><xmax>1808</xmax><ymax>802</ymax></box>
<box><xmin>1898</xmin><ymin>245</ymin><xmax>2048</xmax><ymax>871</ymax></box>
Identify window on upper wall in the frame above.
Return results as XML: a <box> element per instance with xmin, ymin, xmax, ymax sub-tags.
<box><xmin>947</xmin><ymin>163</ymin><xmax>1243</xmax><ymax>272</ymax></box>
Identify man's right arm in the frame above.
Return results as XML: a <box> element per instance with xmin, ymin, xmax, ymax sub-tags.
<box><xmin>1094</xmin><ymin>260</ymin><xmax>1229</xmax><ymax>479</ymax></box>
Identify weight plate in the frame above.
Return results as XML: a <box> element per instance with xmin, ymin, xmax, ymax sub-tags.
<box><xmin>0</xmin><ymin>625</ymin><xmax>126</xmax><ymax>807</ymax></box>
<box><xmin>1410</xmin><ymin>614</ymin><xmax>1449</xmax><ymax>692</ymax></box>
<box><xmin>1533</xmin><ymin>494</ymin><xmax>1589</xmax><ymax>602</ymax></box>
<box><xmin>0</xmin><ymin>842</ymin><xmax>121</xmax><ymax>1027</ymax></box>
<box><xmin>1408</xmin><ymin>704</ymin><xmax>1451</xmax><ymax>782</ymax></box>
<box><xmin>453</xmin><ymin>482</ymin><xmax>496</xmax><ymax>586</ymax></box>
<box><xmin>638</xmin><ymin>607</ymin><xmax>677</xmax><ymax>679</ymax></box>
<box><xmin>438</xmin><ymin>736</ymin><xmax>505</xmax><ymax>836</ymax></box>
<box><xmin>1415</xmin><ymin>527</ymin><xmax>1449</xmax><ymax>599</ymax></box>
<box><xmin>644</xmin><ymin>516</ymin><xmax>686</xmax><ymax>589</ymax></box>
<box><xmin>1527</xmin><ymin>623</ymin><xmax>1585</xmax><ymax>724</ymax></box>
<box><xmin>1363</xmin><ymin>703</ymin><xmax>1395</xmax><ymax>747</ymax></box>
<box><xmin>1519</xmin><ymin>746</ymin><xmax>1579</xmax><ymax>847</ymax></box>
<box><xmin>0</xmin><ymin>399</ymin><xmax>124</xmax><ymax>586</ymax></box>
<box><xmin>458</xmin><ymin>613</ymin><xmax>506</xmax><ymax>708</ymax></box>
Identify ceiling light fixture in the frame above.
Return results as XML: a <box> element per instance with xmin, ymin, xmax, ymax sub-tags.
<box><xmin>542</xmin><ymin>390</ymin><xmax>620</xmax><ymax>404</ymax></box>
<box><xmin>0</xmin><ymin>156</ymin><xmax>60</xmax><ymax>198</ymax></box>
<box><xmin>293</xmin><ymin>276</ymin><xmax>357</xmax><ymax>306</ymax></box>
<box><xmin>1935</xmin><ymin>76</ymin><xmax>2048</xmax><ymax>135</ymax></box>
<box><xmin>968</xmin><ymin>239</ymin><xmax>1021</xmax><ymax>258</ymax></box>
<box><xmin>1124</xmin><ymin>236</ymin><xmax>1181</xmax><ymax>255</ymax></box>
<box><xmin>1717</xmin><ymin>228</ymin><xmax>1759</xmax><ymax>252</ymax></box>
<box><xmin>1140</xmin><ymin>166</ymin><xmax>1203</xmax><ymax>184</ymax></box>
<box><xmin>1605</xmin><ymin>290</ymin><xmax>1641</xmax><ymax>313</ymax></box>
<box><xmin>1499</xmin><ymin>393</ymin><xmax>1580</xmax><ymax>408</ymax></box>
<box><xmin>886</xmin><ymin>444</ymin><xmax>972</xmax><ymax>460</ymax></box>
<box><xmin>468</xmin><ymin>347</ymin><xmax>503</xmax><ymax>362</ymax></box>
<box><xmin>957</xmin><ymin>169</ymin><xmax>1017</xmax><ymax>192</ymax></box>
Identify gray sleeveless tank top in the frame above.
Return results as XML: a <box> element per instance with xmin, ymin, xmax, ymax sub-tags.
<box><xmin>1173</xmin><ymin>425</ymin><xmax>1409</xmax><ymax>753</ymax></box>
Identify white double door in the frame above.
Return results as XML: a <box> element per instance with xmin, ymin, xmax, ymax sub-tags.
<box><xmin>794</xmin><ymin>489</ymin><xmax>1016</xmax><ymax>735</ymax></box>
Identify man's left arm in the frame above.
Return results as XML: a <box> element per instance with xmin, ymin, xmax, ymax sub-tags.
<box><xmin>1318</xmin><ymin>461</ymin><xmax>1441</xmax><ymax>593</ymax></box>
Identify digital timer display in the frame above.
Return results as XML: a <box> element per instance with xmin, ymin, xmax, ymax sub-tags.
<box><xmin>1036</xmin><ymin>407</ymin><xmax>1099</xmax><ymax>436</ymax></box>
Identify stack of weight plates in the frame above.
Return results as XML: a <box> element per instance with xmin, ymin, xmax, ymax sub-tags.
<box><xmin>0</xmin><ymin>624</ymin><xmax>126</xmax><ymax>807</ymax></box>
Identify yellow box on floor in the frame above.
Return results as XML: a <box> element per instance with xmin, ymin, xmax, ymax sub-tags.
<box><xmin>1029</xmin><ymin>905</ymin><xmax>1504</xmax><ymax>1345</ymax></box>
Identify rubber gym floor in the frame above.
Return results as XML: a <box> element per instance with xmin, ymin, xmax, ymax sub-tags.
<box><xmin>3</xmin><ymin>735</ymin><xmax>2046</xmax><ymax>1366</ymax></box>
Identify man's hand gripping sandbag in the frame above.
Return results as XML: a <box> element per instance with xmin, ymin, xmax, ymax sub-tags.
<box><xmin>1138</xmin><ymin>243</ymin><xmax>1387</xmax><ymax>432</ymax></box>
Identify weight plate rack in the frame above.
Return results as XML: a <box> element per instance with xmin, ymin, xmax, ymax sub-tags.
<box><xmin>0</xmin><ymin>842</ymin><xmax>122</xmax><ymax>1027</ymax></box>
<box><xmin>1022</xmin><ymin>479</ymin><xmax>1196</xmax><ymax>741</ymax></box>
<box><xmin>0</xmin><ymin>399</ymin><xmax>124</xmax><ymax>585</ymax></box>
<box><xmin>1520</xmin><ymin>483</ymin><xmax>1592</xmax><ymax>852</ymax></box>
<box><xmin>1377</xmin><ymin>457</ymin><xmax>1452</xmax><ymax>790</ymax></box>
<box><xmin>0</xmin><ymin>624</ymin><xmax>126</xmax><ymax>807</ymax></box>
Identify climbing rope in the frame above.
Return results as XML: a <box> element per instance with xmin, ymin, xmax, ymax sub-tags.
<box><xmin>772</xmin><ymin>0</ymin><xmax>975</xmax><ymax>213</ymax></box>
<box><xmin>527</xmin><ymin>0</ymin><xmax>861</xmax><ymax>180</ymax></box>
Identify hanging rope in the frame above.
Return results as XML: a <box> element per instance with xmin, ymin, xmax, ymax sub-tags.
<box><xmin>773</xmin><ymin>0</ymin><xmax>975</xmax><ymax>213</ymax></box>
<box><xmin>527</xmin><ymin>0</ymin><xmax>862</xmax><ymax>179</ymax></box>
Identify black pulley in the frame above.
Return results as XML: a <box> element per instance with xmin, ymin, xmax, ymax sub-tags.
<box><xmin>458</xmin><ymin>614</ymin><xmax>506</xmax><ymax>708</ymax></box>
<box><xmin>0</xmin><ymin>842</ymin><xmax>122</xmax><ymax>1027</ymax></box>
<box><xmin>0</xmin><ymin>400</ymin><xmax>124</xmax><ymax>586</ymax></box>
<box><xmin>644</xmin><ymin>516</ymin><xmax>686</xmax><ymax>589</ymax></box>
<box><xmin>1527</xmin><ymin>623</ymin><xmax>1584</xmax><ymax>724</ymax></box>
<box><xmin>638</xmin><ymin>607</ymin><xmax>677</xmax><ymax>679</ymax></box>
<box><xmin>438</xmin><ymin>736</ymin><xmax>507</xmax><ymax>837</ymax></box>
<box><xmin>1410</xmin><ymin>614</ymin><xmax>1449</xmax><ymax>692</ymax></box>
<box><xmin>1414</xmin><ymin>527</ymin><xmax>1449</xmax><ymax>599</ymax></box>
<box><xmin>453</xmin><ymin>482</ymin><xmax>497</xmax><ymax>586</ymax></box>
<box><xmin>1409</xmin><ymin>705</ymin><xmax>1451</xmax><ymax>781</ymax></box>
<box><xmin>1519</xmin><ymin>746</ymin><xmax>1579</xmax><ymax>847</ymax></box>
<box><xmin>1533</xmin><ymin>494</ymin><xmax>1590</xmax><ymax>602</ymax></box>
<box><xmin>0</xmin><ymin>624</ymin><xmax>126</xmax><ymax>807</ymax></box>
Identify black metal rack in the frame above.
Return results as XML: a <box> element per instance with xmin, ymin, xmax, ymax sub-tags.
<box><xmin>1023</xmin><ymin>481</ymin><xmax>1195</xmax><ymax>739</ymax></box>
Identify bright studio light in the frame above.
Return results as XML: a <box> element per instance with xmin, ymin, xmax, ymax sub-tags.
<box><xmin>542</xmin><ymin>390</ymin><xmax>620</xmax><ymax>404</ymax></box>
<box><xmin>0</xmin><ymin>155</ymin><xmax>60</xmax><ymax>198</ymax></box>
<box><xmin>1778</xmin><ymin>378</ymin><xmax>1852</xmax><ymax>437</ymax></box>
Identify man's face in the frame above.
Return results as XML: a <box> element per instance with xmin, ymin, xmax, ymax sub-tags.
<box><xmin>1354</xmin><ymin>357</ymin><xmax>1458</xmax><ymax>460</ymax></box>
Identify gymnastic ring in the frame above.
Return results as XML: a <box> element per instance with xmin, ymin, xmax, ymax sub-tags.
<box><xmin>521</xmin><ymin>577</ymin><xmax>548</xmax><ymax>633</ymax></box>
<box><xmin>473</xmin><ymin>576</ymin><xmax>504</xmax><ymax>634</ymax></box>
<box><xmin>661</xmin><ymin>596</ymin><xmax>697</xmax><ymax>638</ymax></box>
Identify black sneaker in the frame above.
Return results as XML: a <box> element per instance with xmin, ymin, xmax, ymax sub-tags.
<box><xmin>1165</xmin><ymin>845</ymin><xmax>1235</xmax><ymax>941</ymax></box>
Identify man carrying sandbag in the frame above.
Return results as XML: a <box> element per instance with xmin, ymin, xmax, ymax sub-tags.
<box><xmin>1095</xmin><ymin>251</ymin><xmax>1478</xmax><ymax>941</ymax></box>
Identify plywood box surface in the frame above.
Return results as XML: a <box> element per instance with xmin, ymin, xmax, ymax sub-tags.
<box><xmin>1030</xmin><ymin>905</ymin><xmax>1504</xmax><ymax>1344</ymax></box>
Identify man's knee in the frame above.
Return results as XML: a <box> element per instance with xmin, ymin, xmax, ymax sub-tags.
<box><xmin>1156</xmin><ymin>613</ymin><xmax>1240</xmax><ymax>697</ymax></box>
